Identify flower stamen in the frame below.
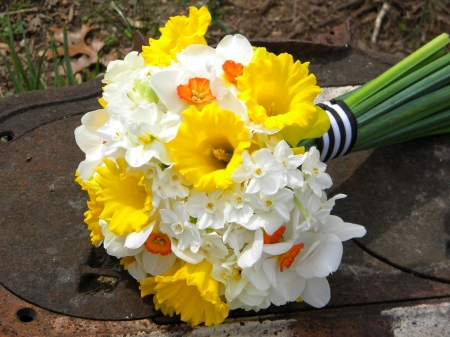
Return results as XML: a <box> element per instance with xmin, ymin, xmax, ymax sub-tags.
<box><xmin>177</xmin><ymin>77</ymin><xmax>216</xmax><ymax>104</ymax></box>
<box><xmin>280</xmin><ymin>243</ymin><xmax>304</xmax><ymax>271</ymax></box>
<box><xmin>144</xmin><ymin>233</ymin><xmax>172</xmax><ymax>255</ymax></box>
<box><xmin>213</xmin><ymin>147</ymin><xmax>233</xmax><ymax>163</ymax></box>
<box><xmin>263</xmin><ymin>225</ymin><xmax>286</xmax><ymax>244</ymax></box>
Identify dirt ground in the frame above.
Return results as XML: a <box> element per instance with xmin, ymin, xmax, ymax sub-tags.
<box><xmin>1</xmin><ymin>0</ymin><xmax>449</xmax><ymax>96</ymax></box>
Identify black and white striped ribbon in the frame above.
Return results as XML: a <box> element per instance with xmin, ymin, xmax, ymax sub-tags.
<box><xmin>316</xmin><ymin>100</ymin><xmax>357</xmax><ymax>162</ymax></box>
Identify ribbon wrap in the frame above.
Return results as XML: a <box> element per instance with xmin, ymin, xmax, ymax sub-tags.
<box><xmin>316</xmin><ymin>100</ymin><xmax>357</xmax><ymax>162</ymax></box>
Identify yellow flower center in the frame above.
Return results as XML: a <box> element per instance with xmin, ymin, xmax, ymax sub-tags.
<box><xmin>138</xmin><ymin>133</ymin><xmax>156</xmax><ymax>145</ymax></box>
<box><xmin>265</xmin><ymin>200</ymin><xmax>273</xmax><ymax>208</ymax></box>
<box><xmin>212</xmin><ymin>147</ymin><xmax>233</xmax><ymax>163</ymax></box>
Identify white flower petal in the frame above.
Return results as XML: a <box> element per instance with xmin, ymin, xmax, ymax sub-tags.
<box><xmin>301</xmin><ymin>277</ymin><xmax>331</xmax><ymax>308</ymax></box>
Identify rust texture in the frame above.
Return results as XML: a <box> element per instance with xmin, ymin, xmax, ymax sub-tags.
<box><xmin>1</xmin><ymin>26</ymin><xmax>449</xmax><ymax>335</ymax></box>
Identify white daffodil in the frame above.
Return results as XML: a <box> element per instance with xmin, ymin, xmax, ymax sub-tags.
<box><xmin>232</xmin><ymin>148</ymin><xmax>285</xmax><ymax>195</ymax></box>
<box><xmin>159</xmin><ymin>202</ymin><xmax>201</xmax><ymax>252</ymax></box>
<box><xmin>245</xmin><ymin>188</ymin><xmax>294</xmax><ymax>235</ymax></box>
<box><xmin>185</xmin><ymin>190</ymin><xmax>227</xmax><ymax>230</ymax></box>
<box><xmin>300</xmin><ymin>277</ymin><xmax>331</xmax><ymax>308</ymax></box>
<box><xmin>273</xmin><ymin>140</ymin><xmax>305</xmax><ymax>188</ymax></box>
<box><xmin>126</xmin><ymin>104</ymin><xmax>180</xmax><ymax>167</ymax></box>
<box><xmin>99</xmin><ymin>219</ymin><xmax>145</xmax><ymax>258</ymax></box>
<box><xmin>150</xmin><ymin>34</ymin><xmax>252</xmax><ymax>118</ymax></box>
<box><xmin>223</xmin><ymin>184</ymin><xmax>253</xmax><ymax>225</ymax></box>
<box><xmin>158</xmin><ymin>166</ymin><xmax>190</xmax><ymax>201</ymax></box>
<box><xmin>200</xmin><ymin>231</ymin><xmax>229</xmax><ymax>260</ymax></box>
<box><xmin>237</xmin><ymin>228</ymin><xmax>263</xmax><ymax>269</ymax></box>
<box><xmin>228</xmin><ymin>283</ymin><xmax>271</xmax><ymax>312</ymax></box>
<box><xmin>222</xmin><ymin>222</ymin><xmax>254</xmax><ymax>251</ymax></box>
<box><xmin>301</xmin><ymin>146</ymin><xmax>332</xmax><ymax>196</ymax></box>
<box><xmin>293</xmin><ymin>231</ymin><xmax>343</xmax><ymax>279</ymax></box>
<box><xmin>74</xmin><ymin>108</ymin><xmax>109</xmax><ymax>180</ymax></box>
<box><xmin>170</xmin><ymin>236</ymin><xmax>205</xmax><ymax>265</ymax></box>
<box><xmin>139</xmin><ymin>249</ymin><xmax>177</xmax><ymax>276</ymax></box>
<box><xmin>262</xmin><ymin>257</ymin><xmax>307</xmax><ymax>305</ymax></box>
<box><xmin>124</xmin><ymin>256</ymin><xmax>147</xmax><ymax>280</ymax></box>
<box><xmin>316</xmin><ymin>215</ymin><xmax>367</xmax><ymax>242</ymax></box>
<box><xmin>96</xmin><ymin>113</ymin><xmax>129</xmax><ymax>156</ymax></box>
<box><xmin>294</xmin><ymin>188</ymin><xmax>347</xmax><ymax>232</ymax></box>
<box><xmin>211</xmin><ymin>250</ymin><xmax>249</xmax><ymax>302</ymax></box>
<box><xmin>102</xmin><ymin>51</ymin><xmax>146</xmax><ymax>85</ymax></box>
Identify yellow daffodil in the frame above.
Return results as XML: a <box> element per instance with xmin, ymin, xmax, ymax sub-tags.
<box><xmin>75</xmin><ymin>170</ymin><xmax>104</xmax><ymax>246</ymax></box>
<box><xmin>141</xmin><ymin>6</ymin><xmax>211</xmax><ymax>67</ymax></box>
<box><xmin>237</xmin><ymin>52</ymin><xmax>330</xmax><ymax>146</ymax></box>
<box><xmin>140</xmin><ymin>259</ymin><xmax>230</xmax><ymax>326</ymax></box>
<box><xmin>94</xmin><ymin>158</ymin><xmax>153</xmax><ymax>236</ymax></box>
<box><xmin>166</xmin><ymin>103</ymin><xmax>251</xmax><ymax>192</ymax></box>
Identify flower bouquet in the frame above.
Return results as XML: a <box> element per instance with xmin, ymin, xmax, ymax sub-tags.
<box><xmin>74</xmin><ymin>6</ymin><xmax>450</xmax><ymax>326</ymax></box>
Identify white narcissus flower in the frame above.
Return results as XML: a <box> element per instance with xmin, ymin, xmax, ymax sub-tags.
<box><xmin>157</xmin><ymin>166</ymin><xmax>190</xmax><ymax>201</ymax></box>
<box><xmin>232</xmin><ymin>149</ymin><xmax>285</xmax><ymax>195</ymax></box>
<box><xmin>273</xmin><ymin>140</ymin><xmax>305</xmax><ymax>188</ymax></box>
<box><xmin>159</xmin><ymin>202</ymin><xmax>201</xmax><ymax>252</ymax></box>
<box><xmin>126</xmin><ymin>104</ymin><xmax>180</xmax><ymax>167</ymax></box>
<box><xmin>222</xmin><ymin>222</ymin><xmax>254</xmax><ymax>251</ymax></box>
<box><xmin>245</xmin><ymin>188</ymin><xmax>295</xmax><ymax>235</ymax></box>
<box><xmin>97</xmin><ymin>113</ymin><xmax>129</xmax><ymax>156</ymax></box>
<box><xmin>200</xmin><ymin>231</ymin><xmax>228</xmax><ymax>260</ymax></box>
<box><xmin>227</xmin><ymin>284</ymin><xmax>271</xmax><ymax>312</ymax></box>
<box><xmin>99</xmin><ymin>219</ymin><xmax>145</xmax><ymax>258</ymax></box>
<box><xmin>293</xmin><ymin>232</ymin><xmax>343</xmax><ymax>279</ymax></box>
<box><xmin>75</xmin><ymin>109</ymin><xmax>112</xmax><ymax>180</ymax></box>
<box><xmin>211</xmin><ymin>251</ymin><xmax>249</xmax><ymax>302</ymax></box>
<box><xmin>150</xmin><ymin>34</ymin><xmax>252</xmax><ymax>118</ymax></box>
<box><xmin>102</xmin><ymin>51</ymin><xmax>146</xmax><ymax>85</ymax></box>
<box><xmin>301</xmin><ymin>146</ymin><xmax>332</xmax><ymax>196</ymax></box>
<box><xmin>223</xmin><ymin>184</ymin><xmax>253</xmax><ymax>225</ymax></box>
<box><xmin>300</xmin><ymin>277</ymin><xmax>331</xmax><ymax>308</ymax></box>
<box><xmin>139</xmin><ymin>249</ymin><xmax>177</xmax><ymax>276</ymax></box>
<box><xmin>316</xmin><ymin>215</ymin><xmax>367</xmax><ymax>242</ymax></box>
<box><xmin>185</xmin><ymin>190</ymin><xmax>227</xmax><ymax>230</ymax></box>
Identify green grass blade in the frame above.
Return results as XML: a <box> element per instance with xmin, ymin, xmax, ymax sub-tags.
<box><xmin>0</xmin><ymin>50</ymin><xmax>23</xmax><ymax>92</ymax></box>
<box><xmin>34</xmin><ymin>44</ymin><xmax>51</xmax><ymax>90</ymax></box>
<box><xmin>63</xmin><ymin>27</ymin><xmax>76</xmax><ymax>85</ymax></box>
<box><xmin>20</xmin><ymin>21</ymin><xmax>37</xmax><ymax>86</ymax></box>
<box><xmin>5</xmin><ymin>14</ymin><xmax>32</xmax><ymax>90</ymax></box>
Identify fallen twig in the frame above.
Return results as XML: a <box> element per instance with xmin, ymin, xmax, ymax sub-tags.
<box><xmin>0</xmin><ymin>7</ymin><xmax>39</xmax><ymax>17</ymax></box>
<box><xmin>372</xmin><ymin>2</ymin><xmax>391</xmax><ymax>44</ymax></box>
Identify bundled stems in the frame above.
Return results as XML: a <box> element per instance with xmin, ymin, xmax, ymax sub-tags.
<box><xmin>303</xmin><ymin>33</ymin><xmax>450</xmax><ymax>155</ymax></box>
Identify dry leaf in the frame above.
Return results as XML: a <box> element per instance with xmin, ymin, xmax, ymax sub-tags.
<box><xmin>45</xmin><ymin>23</ymin><xmax>117</xmax><ymax>74</ymax></box>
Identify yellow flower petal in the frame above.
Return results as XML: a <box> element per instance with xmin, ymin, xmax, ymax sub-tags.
<box><xmin>94</xmin><ymin>158</ymin><xmax>153</xmax><ymax>236</ymax></box>
<box><xmin>281</xmin><ymin>106</ymin><xmax>330</xmax><ymax>147</ymax></box>
<box><xmin>166</xmin><ymin>103</ymin><xmax>251</xmax><ymax>192</ymax></box>
<box><xmin>141</xmin><ymin>6</ymin><xmax>211</xmax><ymax>66</ymax></box>
<box><xmin>139</xmin><ymin>259</ymin><xmax>230</xmax><ymax>326</ymax></box>
<box><xmin>237</xmin><ymin>52</ymin><xmax>329</xmax><ymax>141</ymax></box>
<box><xmin>75</xmin><ymin>170</ymin><xmax>104</xmax><ymax>246</ymax></box>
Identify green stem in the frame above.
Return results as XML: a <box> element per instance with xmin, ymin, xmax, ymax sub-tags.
<box><xmin>343</xmin><ymin>33</ymin><xmax>450</xmax><ymax>113</ymax></box>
